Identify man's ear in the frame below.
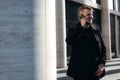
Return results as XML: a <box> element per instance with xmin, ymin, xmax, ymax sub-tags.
<box><xmin>80</xmin><ymin>14</ymin><xmax>86</xmax><ymax>19</ymax></box>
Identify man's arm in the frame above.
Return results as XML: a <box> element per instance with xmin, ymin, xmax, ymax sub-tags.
<box><xmin>66</xmin><ymin>24</ymin><xmax>84</xmax><ymax>46</ymax></box>
<box><xmin>98</xmin><ymin>31</ymin><xmax>106</xmax><ymax>65</ymax></box>
<box><xmin>96</xmin><ymin>31</ymin><xmax>106</xmax><ymax>77</ymax></box>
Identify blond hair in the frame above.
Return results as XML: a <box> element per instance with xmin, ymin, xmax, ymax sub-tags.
<box><xmin>78</xmin><ymin>5</ymin><xmax>94</xmax><ymax>18</ymax></box>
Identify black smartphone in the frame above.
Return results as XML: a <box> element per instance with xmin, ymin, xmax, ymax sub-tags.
<box><xmin>86</xmin><ymin>22</ymin><xmax>90</xmax><ymax>26</ymax></box>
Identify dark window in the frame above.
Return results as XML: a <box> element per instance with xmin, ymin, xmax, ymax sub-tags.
<box><xmin>110</xmin><ymin>14</ymin><xmax>116</xmax><ymax>58</ymax></box>
<box><xmin>118</xmin><ymin>17</ymin><xmax>120</xmax><ymax>56</ymax></box>
<box><xmin>96</xmin><ymin>0</ymin><xmax>101</xmax><ymax>4</ymax></box>
<box><xmin>93</xmin><ymin>9</ymin><xmax>101</xmax><ymax>30</ymax></box>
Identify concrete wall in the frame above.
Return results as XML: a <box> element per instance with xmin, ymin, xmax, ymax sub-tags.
<box><xmin>0</xmin><ymin>0</ymin><xmax>56</xmax><ymax>80</ymax></box>
<box><xmin>0</xmin><ymin>0</ymin><xmax>35</xmax><ymax>80</ymax></box>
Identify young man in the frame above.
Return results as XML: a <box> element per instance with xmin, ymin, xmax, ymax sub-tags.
<box><xmin>66</xmin><ymin>5</ymin><xmax>106</xmax><ymax>80</ymax></box>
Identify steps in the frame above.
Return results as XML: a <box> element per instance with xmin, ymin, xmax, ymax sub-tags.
<box><xmin>57</xmin><ymin>58</ymin><xmax>120</xmax><ymax>80</ymax></box>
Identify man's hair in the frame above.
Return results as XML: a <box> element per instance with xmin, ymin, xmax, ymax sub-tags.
<box><xmin>77</xmin><ymin>5</ymin><xmax>94</xmax><ymax>18</ymax></box>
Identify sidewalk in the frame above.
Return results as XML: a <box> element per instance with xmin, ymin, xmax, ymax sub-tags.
<box><xmin>57</xmin><ymin>58</ymin><xmax>120</xmax><ymax>80</ymax></box>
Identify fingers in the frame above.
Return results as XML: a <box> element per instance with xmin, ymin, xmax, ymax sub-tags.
<box><xmin>95</xmin><ymin>64</ymin><xmax>105</xmax><ymax>76</ymax></box>
<box><xmin>95</xmin><ymin>69</ymin><xmax>103</xmax><ymax>76</ymax></box>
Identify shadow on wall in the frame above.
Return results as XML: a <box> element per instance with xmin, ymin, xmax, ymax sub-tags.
<box><xmin>0</xmin><ymin>0</ymin><xmax>36</xmax><ymax>80</ymax></box>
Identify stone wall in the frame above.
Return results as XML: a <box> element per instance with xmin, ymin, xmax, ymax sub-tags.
<box><xmin>0</xmin><ymin>0</ymin><xmax>35</xmax><ymax>80</ymax></box>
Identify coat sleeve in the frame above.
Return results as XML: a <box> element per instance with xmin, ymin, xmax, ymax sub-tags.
<box><xmin>66</xmin><ymin>25</ymin><xmax>84</xmax><ymax>46</ymax></box>
<box><xmin>98</xmin><ymin>31</ymin><xmax>106</xmax><ymax>65</ymax></box>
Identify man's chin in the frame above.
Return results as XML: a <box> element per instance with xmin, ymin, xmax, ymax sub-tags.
<box><xmin>87</xmin><ymin>22</ymin><xmax>92</xmax><ymax>24</ymax></box>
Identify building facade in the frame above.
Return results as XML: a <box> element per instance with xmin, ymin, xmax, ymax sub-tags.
<box><xmin>0</xmin><ymin>0</ymin><xmax>119</xmax><ymax>80</ymax></box>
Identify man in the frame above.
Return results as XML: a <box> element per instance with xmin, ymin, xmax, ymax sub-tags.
<box><xmin>66</xmin><ymin>5</ymin><xmax>106</xmax><ymax>80</ymax></box>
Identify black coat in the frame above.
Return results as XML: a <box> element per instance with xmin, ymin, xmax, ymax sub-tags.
<box><xmin>66</xmin><ymin>22</ymin><xmax>106</xmax><ymax>79</ymax></box>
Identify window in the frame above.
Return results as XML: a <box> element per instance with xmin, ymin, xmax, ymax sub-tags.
<box><xmin>110</xmin><ymin>14</ymin><xmax>116</xmax><ymax>58</ymax></box>
<box><xmin>89</xmin><ymin>0</ymin><xmax>101</xmax><ymax>4</ymax></box>
<box><xmin>118</xmin><ymin>17</ymin><xmax>120</xmax><ymax>56</ymax></box>
<box><xmin>93</xmin><ymin>9</ymin><xmax>101</xmax><ymax>30</ymax></box>
<box><xmin>89</xmin><ymin>0</ymin><xmax>96</xmax><ymax>3</ymax></box>
<box><xmin>96</xmin><ymin>0</ymin><xmax>101</xmax><ymax>4</ymax></box>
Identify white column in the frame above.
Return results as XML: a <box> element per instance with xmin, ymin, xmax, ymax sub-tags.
<box><xmin>56</xmin><ymin>0</ymin><xmax>67</xmax><ymax>68</ymax></box>
<box><xmin>114</xmin><ymin>0</ymin><xmax>119</xmax><ymax>58</ymax></box>
<box><xmin>101</xmin><ymin>0</ymin><xmax>112</xmax><ymax>60</ymax></box>
<box><xmin>34</xmin><ymin>0</ymin><xmax>56</xmax><ymax>80</ymax></box>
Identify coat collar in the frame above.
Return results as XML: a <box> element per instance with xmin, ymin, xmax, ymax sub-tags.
<box><xmin>90</xmin><ymin>24</ymin><xmax>100</xmax><ymax>32</ymax></box>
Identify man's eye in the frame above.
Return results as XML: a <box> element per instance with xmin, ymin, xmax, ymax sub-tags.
<box><xmin>87</xmin><ymin>14</ymin><xmax>93</xmax><ymax>16</ymax></box>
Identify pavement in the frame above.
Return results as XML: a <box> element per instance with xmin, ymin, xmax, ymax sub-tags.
<box><xmin>57</xmin><ymin>58</ymin><xmax>120</xmax><ymax>80</ymax></box>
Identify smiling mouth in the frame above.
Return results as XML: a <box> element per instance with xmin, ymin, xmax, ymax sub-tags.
<box><xmin>87</xmin><ymin>19</ymin><xmax>93</xmax><ymax>23</ymax></box>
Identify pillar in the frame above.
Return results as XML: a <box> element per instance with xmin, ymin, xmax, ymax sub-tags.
<box><xmin>115</xmin><ymin>16</ymin><xmax>119</xmax><ymax>57</ymax></box>
<box><xmin>114</xmin><ymin>0</ymin><xmax>119</xmax><ymax>58</ymax></box>
<box><xmin>56</xmin><ymin>0</ymin><xmax>67</xmax><ymax>68</ymax></box>
<box><xmin>101</xmin><ymin>0</ymin><xmax>112</xmax><ymax>60</ymax></box>
<box><xmin>0</xmin><ymin>0</ymin><xmax>56</xmax><ymax>80</ymax></box>
<box><xmin>34</xmin><ymin>0</ymin><xmax>56</xmax><ymax>80</ymax></box>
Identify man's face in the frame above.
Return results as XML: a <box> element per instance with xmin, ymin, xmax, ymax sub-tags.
<box><xmin>82</xmin><ymin>9</ymin><xmax>93</xmax><ymax>24</ymax></box>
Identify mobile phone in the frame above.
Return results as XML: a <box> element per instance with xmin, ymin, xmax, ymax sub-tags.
<box><xmin>86</xmin><ymin>22</ymin><xmax>90</xmax><ymax>26</ymax></box>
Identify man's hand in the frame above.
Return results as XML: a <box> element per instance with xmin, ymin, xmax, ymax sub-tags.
<box><xmin>95</xmin><ymin>64</ymin><xmax>105</xmax><ymax>77</ymax></box>
<box><xmin>80</xmin><ymin>18</ymin><xmax>88</xmax><ymax>27</ymax></box>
